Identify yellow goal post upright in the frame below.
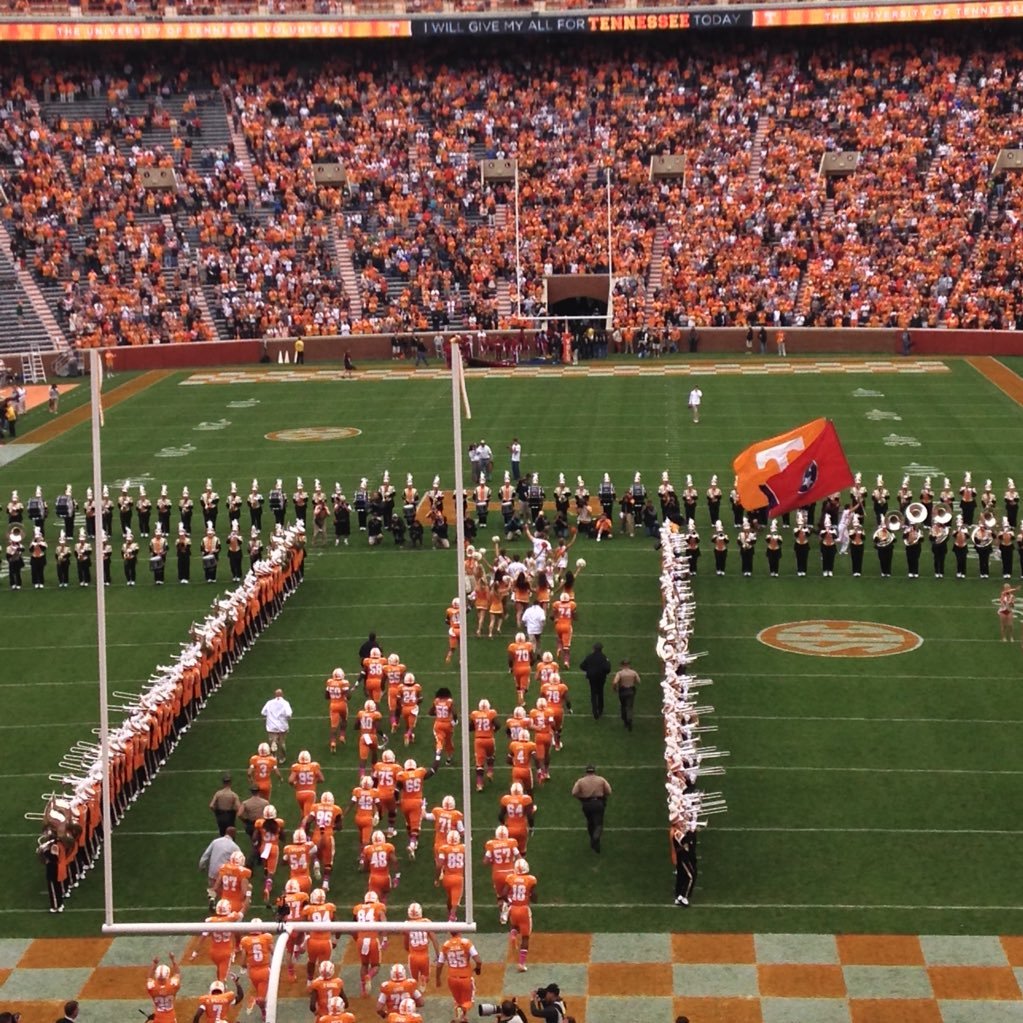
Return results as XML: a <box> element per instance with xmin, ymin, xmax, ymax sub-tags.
<box><xmin>87</xmin><ymin>350</ymin><xmax>478</xmax><ymax>1022</ymax></box>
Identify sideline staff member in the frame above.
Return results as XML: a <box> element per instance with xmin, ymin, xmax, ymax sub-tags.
<box><xmin>570</xmin><ymin>765</ymin><xmax>611</xmax><ymax>853</ymax></box>
<box><xmin>612</xmin><ymin>659</ymin><xmax>640</xmax><ymax>731</ymax></box>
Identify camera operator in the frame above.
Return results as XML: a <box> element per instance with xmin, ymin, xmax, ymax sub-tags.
<box><xmin>529</xmin><ymin>984</ymin><xmax>572</xmax><ymax>1023</ymax></box>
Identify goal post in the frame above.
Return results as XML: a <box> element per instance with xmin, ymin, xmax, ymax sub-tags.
<box><xmin>85</xmin><ymin>349</ymin><xmax>481</xmax><ymax>1018</ymax></box>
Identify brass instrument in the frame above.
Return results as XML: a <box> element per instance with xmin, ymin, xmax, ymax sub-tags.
<box><xmin>905</xmin><ymin>502</ymin><xmax>927</xmax><ymax>526</ymax></box>
<box><xmin>873</xmin><ymin>525</ymin><xmax>896</xmax><ymax>547</ymax></box>
<box><xmin>981</xmin><ymin>511</ymin><xmax>997</xmax><ymax>530</ymax></box>
<box><xmin>885</xmin><ymin>512</ymin><xmax>904</xmax><ymax>532</ymax></box>
<box><xmin>7</xmin><ymin>524</ymin><xmax>23</xmax><ymax>545</ymax></box>
<box><xmin>972</xmin><ymin>524</ymin><xmax>993</xmax><ymax>547</ymax></box>
<box><xmin>932</xmin><ymin>503</ymin><xmax>952</xmax><ymax>526</ymax></box>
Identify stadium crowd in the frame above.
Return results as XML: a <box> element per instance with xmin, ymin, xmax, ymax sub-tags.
<box><xmin>3</xmin><ymin>33</ymin><xmax>1023</xmax><ymax>348</ymax></box>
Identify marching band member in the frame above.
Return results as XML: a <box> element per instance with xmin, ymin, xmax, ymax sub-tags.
<box><xmin>793</xmin><ymin>511</ymin><xmax>811</xmax><ymax>576</ymax></box>
<box><xmin>474</xmin><ymin>473</ymin><xmax>491</xmax><ymax>526</ymax></box>
<box><xmin>896</xmin><ymin>475</ymin><xmax>912</xmax><ymax>517</ymax></box>
<box><xmin>952</xmin><ymin>514</ymin><xmax>970</xmax><ymax>578</ymax></box>
<box><xmin>939</xmin><ymin>477</ymin><xmax>955</xmax><ymax>517</ymax></box>
<box><xmin>849</xmin><ymin>472</ymin><xmax>867</xmax><ymax>522</ymax></box>
<box><xmin>427</xmin><ymin>476</ymin><xmax>444</xmax><ymax>517</ymax></box>
<box><xmin>122</xmin><ymin>529</ymin><xmax>139</xmax><ymax>586</ymax></box>
<box><xmin>848</xmin><ymin>514</ymin><xmax>865</xmax><ymax>576</ymax></box>
<box><xmin>381</xmin><ymin>471</ymin><xmax>396</xmax><ymax>525</ymax></box>
<box><xmin>201</xmin><ymin>524</ymin><xmax>221</xmax><ymax>583</ymax></box>
<box><xmin>873</xmin><ymin>519</ymin><xmax>895</xmax><ymax>578</ymax></box>
<box><xmin>981</xmin><ymin>478</ymin><xmax>998</xmax><ymax>520</ymax></box>
<box><xmin>75</xmin><ymin>528</ymin><xmax>92</xmax><ymax>586</ymax></box>
<box><xmin>657</xmin><ymin>470</ymin><xmax>675</xmax><ymax>518</ymax></box>
<box><xmin>56</xmin><ymin>484</ymin><xmax>76</xmax><ymax>537</ymax></box>
<box><xmin>552</xmin><ymin>473</ymin><xmax>570</xmax><ymax>522</ymax></box>
<box><xmin>226</xmin><ymin>481</ymin><xmax>243</xmax><ymax>527</ymax></box>
<box><xmin>29</xmin><ymin>525</ymin><xmax>47</xmax><ymax>588</ymax></box>
<box><xmin>597</xmin><ymin>472</ymin><xmax>615</xmax><ymax>519</ymax></box>
<box><xmin>728</xmin><ymin>475</ymin><xmax>747</xmax><ymax>531</ymax></box>
<box><xmin>526</xmin><ymin>473</ymin><xmax>544</xmax><ymax>525</ymax></box>
<box><xmin>837</xmin><ymin>502</ymin><xmax>852</xmax><ymax>554</ymax></box>
<box><xmin>998</xmin><ymin>518</ymin><xmax>1016</xmax><ymax>579</ymax></box>
<box><xmin>226</xmin><ymin>522</ymin><xmax>244</xmax><ymax>582</ymax></box>
<box><xmin>960</xmin><ymin>472</ymin><xmax>977</xmax><ymax>526</ymax></box>
<box><xmin>403</xmin><ymin>474</ymin><xmax>419</xmax><ymax>525</ymax></box>
<box><xmin>918</xmin><ymin>476</ymin><xmax>934</xmax><ymax>527</ymax></box>
<box><xmin>684</xmin><ymin>520</ymin><xmax>700</xmax><ymax>575</ymax></box>
<box><xmin>1005</xmin><ymin>478</ymin><xmax>1020</xmax><ymax>530</ymax></box>
<box><xmin>28</xmin><ymin>485</ymin><xmax>47</xmax><ymax>531</ymax></box>
<box><xmin>681</xmin><ymin>474</ymin><xmax>698</xmax><ymax>524</ymax></box>
<box><xmin>179</xmin><ymin>486</ymin><xmax>193</xmax><ymax>534</ymax></box>
<box><xmin>156</xmin><ymin>484</ymin><xmax>172</xmax><ymax>536</ymax></box>
<box><xmin>706</xmin><ymin>474</ymin><xmax>722</xmax><ymax>526</ymax></box>
<box><xmin>101</xmin><ymin>530</ymin><xmax>113</xmax><ymax>585</ymax></box>
<box><xmin>498</xmin><ymin>473</ymin><xmax>515</xmax><ymax>529</ymax></box>
<box><xmin>333</xmin><ymin>487</ymin><xmax>351</xmax><ymax>546</ymax></box>
<box><xmin>711</xmin><ymin>520</ymin><xmax>728</xmax><ymax>576</ymax></box>
<box><xmin>150</xmin><ymin>525</ymin><xmax>167</xmax><ymax>585</ymax></box>
<box><xmin>249</xmin><ymin>526</ymin><xmax>264</xmax><ymax>569</ymax></box>
<box><xmin>269</xmin><ymin>478</ymin><xmax>287</xmax><ymax>528</ymax></box>
<box><xmin>118</xmin><ymin>485</ymin><xmax>134</xmax><ymax>536</ymax></box>
<box><xmin>6</xmin><ymin>488</ymin><xmax>22</xmax><ymax>524</ymax></box>
<box><xmin>293</xmin><ymin>477</ymin><xmax>308</xmax><ymax>525</ymax></box>
<box><xmin>737</xmin><ymin>518</ymin><xmax>755</xmax><ymax>577</ymax></box>
<box><xmin>973</xmin><ymin>517</ymin><xmax>993</xmax><ymax>578</ymax></box>
<box><xmin>101</xmin><ymin>485</ymin><xmax>114</xmax><ymax>537</ymax></box>
<box><xmin>248</xmin><ymin>479</ymin><xmax>264</xmax><ymax>531</ymax></box>
<box><xmin>573</xmin><ymin>474</ymin><xmax>589</xmax><ymax>518</ymax></box>
<box><xmin>200</xmin><ymin>479</ymin><xmax>220</xmax><ymax>531</ymax></box>
<box><xmin>84</xmin><ymin>486</ymin><xmax>96</xmax><ymax>538</ymax></box>
<box><xmin>819</xmin><ymin>514</ymin><xmax>837</xmax><ymax>577</ymax></box>
<box><xmin>354</xmin><ymin>477</ymin><xmax>369</xmax><ymax>531</ymax></box>
<box><xmin>930</xmin><ymin>514</ymin><xmax>949</xmax><ymax>578</ymax></box>
<box><xmin>629</xmin><ymin>471</ymin><xmax>646</xmax><ymax>517</ymax></box>
<box><xmin>55</xmin><ymin>529</ymin><xmax>71</xmax><ymax>588</ymax></box>
<box><xmin>176</xmin><ymin>523</ymin><xmax>192</xmax><ymax>584</ymax></box>
<box><xmin>137</xmin><ymin>486</ymin><xmax>152</xmax><ymax>538</ymax></box>
<box><xmin>765</xmin><ymin>519</ymin><xmax>783</xmax><ymax>576</ymax></box>
<box><xmin>903</xmin><ymin>518</ymin><xmax>922</xmax><ymax>579</ymax></box>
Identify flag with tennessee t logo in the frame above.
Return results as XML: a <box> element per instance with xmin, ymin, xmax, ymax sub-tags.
<box><xmin>732</xmin><ymin>418</ymin><xmax>853</xmax><ymax>516</ymax></box>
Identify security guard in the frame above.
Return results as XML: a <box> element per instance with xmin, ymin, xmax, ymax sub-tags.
<box><xmin>571</xmin><ymin>765</ymin><xmax>612</xmax><ymax>853</ymax></box>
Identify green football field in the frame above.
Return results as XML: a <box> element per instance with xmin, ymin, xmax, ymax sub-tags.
<box><xmin>4</xmin><ymin>355</ymin><xmax>1023</xmax><ymax>940</ymax></box>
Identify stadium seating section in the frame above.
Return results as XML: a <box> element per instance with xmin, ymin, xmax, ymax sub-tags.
<box><xmin>1</xmin><ymin>34</ymin><xmax>1022</xmax><ymax>349</ymax></box>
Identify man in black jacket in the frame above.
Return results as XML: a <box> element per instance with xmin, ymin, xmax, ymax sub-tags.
<box><xmin>579</xmin><ymin>642</ymin><xmax>611</xmax><ymax>720</ymax></box>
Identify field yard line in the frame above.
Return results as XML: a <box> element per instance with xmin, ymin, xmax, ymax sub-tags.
<box><xmin>967</xmin><ymin>355</ymin><xmax>1023</xmax><ymax>405</ymax></box>
<box><xmin>5</xmin><ymin>763</ymin><xmax>1022</xmax><ymax>779</ymax></box>
<box><xmin>6</xmin><ymin>632</ymin><xmax>1000</xmax><ymax>650</ymax></box>
<box><xmin>12</xmin><ymin>370</ymin><xmax>169</xmax><ymax>446</ymax></box>
<box><xmin>4</xmin><ymin>901</ymin><xmax>1021</xmax><ymax>915</ymax></box>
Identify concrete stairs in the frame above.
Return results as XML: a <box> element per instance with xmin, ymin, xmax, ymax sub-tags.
<box><xmin>330</xmin><ymin>222</ymin><xmax>364</xmax><ymax>322</ymax></box>
<box><xmin>0</xmin><ymin>220</ymin><xmax>68</xmax><ymax>354</ymax></box>
<box><xmin>646</xmin><ymin>223</ymin><xmax>667</xmax><ymax>298</ymax></box>
<box><xmin>162</xmin><ymin>213</ymin><xmax>218</xmax><ymax>339</ymax></box>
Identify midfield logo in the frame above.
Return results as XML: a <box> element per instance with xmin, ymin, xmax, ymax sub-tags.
<box><xmin>759</xmin><ymin>620</ymin><xmax>922</xmax><ymax>658</ymax></box>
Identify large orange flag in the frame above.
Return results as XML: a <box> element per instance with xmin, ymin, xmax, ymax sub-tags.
<box><xmin>732</xmin><ymin>418</ymin><xmax>853</xmax><ymax>516</ymax></box>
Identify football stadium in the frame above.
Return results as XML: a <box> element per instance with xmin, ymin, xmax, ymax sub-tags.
<box><xmin>2</xmin><ymin>6</ymin><xmax>1023</xmax><ymax>1022</ymax></box>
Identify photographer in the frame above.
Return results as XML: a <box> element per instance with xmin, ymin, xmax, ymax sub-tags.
<box><xmin>478</xmin><ymin>998</ymin><xmax>527</xmax><ymax>1023</ymax></box>
<box><xmin>529</xmin><ymin>984</ymin><xmax>571</xmax><ymax>1023</ymax></box>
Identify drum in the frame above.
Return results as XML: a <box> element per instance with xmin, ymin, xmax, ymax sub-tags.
<box><xmin>202</xmin><ymin>554</ymin><xmax>217</xmax><ymax>569</ymax></box>
<box><xmin>149</xmin><ymin>555</ymin><xmax>164</xmax><ymax>572</ymax></box>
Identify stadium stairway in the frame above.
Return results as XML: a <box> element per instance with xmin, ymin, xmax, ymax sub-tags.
<box><xmin>0</xmin><ymin>221</ymin><xmax>68</xmax><ymax>356</ymax></box>
<box><xmin>162</xmin><ymin>212</ymin><xmax>218</xmax><ymax>339</ymax></box>
<box><xmin>224</xmin><ymin>94</ymin><xmax>259</xmax><ymax>200</ymax></box>
<box><xmin>330</xmin><ymin>221</ymin><xmax>364</xmax><ymax>322</ymax></box>
<box><xmin>646</xmin><ymin>223</ymin><xmax>667</xmax><ymax>299</ymax></box>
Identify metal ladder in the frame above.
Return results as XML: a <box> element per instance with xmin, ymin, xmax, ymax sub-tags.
<box><xmin>23</xmin><ymin>343</ymin><xmax>46</xmax><ymax>384</ymax></box>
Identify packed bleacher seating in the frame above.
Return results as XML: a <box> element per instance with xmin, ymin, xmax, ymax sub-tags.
<box><xmin>3</xmin><ymin>33</ymin><xmax>1023</xmax><ymax>348</ymax></box>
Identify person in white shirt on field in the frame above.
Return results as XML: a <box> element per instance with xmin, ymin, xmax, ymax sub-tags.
<box><xmin>687</xmin><ymin>387</ymin><xmax>703</xmax><ymax>424</ymax></box>
<box><xmin>260</xmin><ymin>688</ymin><xmax>293</xmax><ymax>761</ymax></box>
<box><xmin>521</xmin><ymin>601</ymin><xmax>547</xmax><ymax>653</ymax></box>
